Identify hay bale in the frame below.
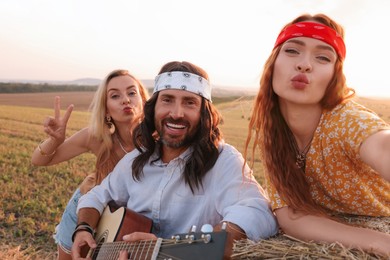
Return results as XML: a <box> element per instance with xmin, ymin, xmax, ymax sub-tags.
<box><xmin>232</xmin><ymin>216</ymin><xmax>390</xmax><ymax>259</ymax></box>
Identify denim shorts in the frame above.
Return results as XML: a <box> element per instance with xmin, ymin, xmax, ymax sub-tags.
<box><xmin>53</xmin><ymin>188</ymin><xmax>82</xmax><ymax>253</ymax></box>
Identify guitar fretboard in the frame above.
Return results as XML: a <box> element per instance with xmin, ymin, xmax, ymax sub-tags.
<box><xmin>91</xmin><ymin>238</ymin><xmax>162</xmax><ymax>260</ymax></box>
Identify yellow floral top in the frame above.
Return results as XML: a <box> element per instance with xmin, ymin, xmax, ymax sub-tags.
<box><xmin>267</xmin><ymin>101</ymin><xmax>390</xmax><ymax>216</ymax></box>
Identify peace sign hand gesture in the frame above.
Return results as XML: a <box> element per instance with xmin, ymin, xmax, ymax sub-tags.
<box><xmin>43</xmin><ymin>96</ymin><xmax>74</xmax><ymax>144</ymax></box>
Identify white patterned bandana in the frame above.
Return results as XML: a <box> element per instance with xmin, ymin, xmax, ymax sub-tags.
<box><xmin>153</xmin><ymin>71</ymin><xmax>212</xmax><ymax>101</ymax></box>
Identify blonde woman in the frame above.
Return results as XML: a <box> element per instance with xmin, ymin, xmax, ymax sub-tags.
<box><xmin>31</xmin><ymin>69</ymin><xmax>149</xmax><ymax>259</ymax></box>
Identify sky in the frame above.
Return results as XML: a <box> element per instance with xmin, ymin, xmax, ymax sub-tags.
<box><xmin>1</xmin><ymin>0</ymin><xmax>389</xmax><ymax>97</ymax></box>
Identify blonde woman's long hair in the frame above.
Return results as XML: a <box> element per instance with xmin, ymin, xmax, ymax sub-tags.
<box><xmin>88</xmin><ymin>69</ymin><xmax>149</xmax><ymax>184</ymax></box>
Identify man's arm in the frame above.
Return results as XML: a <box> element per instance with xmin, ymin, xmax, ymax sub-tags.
<box><xmin>71</xmin><ymin>208</ymin><xmax>100</xmax><ymax>260</ymax></box>
<box><xmin>213</xmin><ymin>144</ymin><xmax>278</xmax><ymax>241</ymax></box>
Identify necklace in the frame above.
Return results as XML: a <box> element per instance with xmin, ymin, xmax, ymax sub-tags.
<box><xmin>116</xmin><ymin>135</ymin><xmax>129</xmax><ymax>154</ymax></box>
<box><xmin>290</xmin><ymin>133</ymin><xmax>313</xmax><ymax>171</ymax></box>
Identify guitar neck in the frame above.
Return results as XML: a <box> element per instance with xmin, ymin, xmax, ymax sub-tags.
<box><xmin>90</xmin><ymin>231</ymin><xmax>227</xmax><ymax>260</ymax></box>
<box><xmin>90</xmin><ymin>239</ymin><xmax>162</xmax><ymax>260</ymax></box>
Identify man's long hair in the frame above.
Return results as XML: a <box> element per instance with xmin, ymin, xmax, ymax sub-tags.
<box><xmin>132</xmin><ymin>61</ymin><xmax>223</xmax><ymax>193</ymax></box>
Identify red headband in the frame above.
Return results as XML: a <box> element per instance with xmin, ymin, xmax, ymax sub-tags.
<box><xmin>274</xmin><ymin>21</ymin><xmax>346</xmax><ymax>60</ymax></box>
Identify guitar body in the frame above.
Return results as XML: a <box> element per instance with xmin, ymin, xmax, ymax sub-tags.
<box><xmin>95</xmin><ymin>203</ymin><xmax>153</xmax><ymax>243</ymax></box>
<box><xmin>86</xmin><ymin>203</ymin><xmax>152</xmax><ymax>258</ymax></box>
<box><xmin>88</xmin><ymin>203</ymin><xmax>227</xmax><ymax>260</ymax></box>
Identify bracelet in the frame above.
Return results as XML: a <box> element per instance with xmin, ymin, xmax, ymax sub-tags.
<box><xmin>71</xmin><ymin>223</ymin><xmax>95</xmax><ymax>242</ymax></box>
<box><xmin>38</xmin><ymin>141</ymin><xmax>56</xmax><ymax>157</ymax></box>
<box><xmin>75</xmin><ymin>222</ymin><xmax>91</xmax><ymax>230</ymax></box>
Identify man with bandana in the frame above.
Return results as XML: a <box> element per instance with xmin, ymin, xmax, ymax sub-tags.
<box><xmin>71</xmin><ymin>61</ymin><xmax>278</xmax><ymax>259</ymax></box>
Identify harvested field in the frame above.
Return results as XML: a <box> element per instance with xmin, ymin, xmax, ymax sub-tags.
<box><xmin>0</xmin><ymin>92</ymin><xmax>389</xmax><ymax>259</ymax></box>
<box><xmin>0</xmin><ymin>91</ymin><xmax>95</xmax><ymax>111</ymax></box>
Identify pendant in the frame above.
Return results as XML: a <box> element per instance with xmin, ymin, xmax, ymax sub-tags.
<box><xmin>296</xmin><ymin>153</ymin><xmax>306</xmax><ymax>169</ymax></box>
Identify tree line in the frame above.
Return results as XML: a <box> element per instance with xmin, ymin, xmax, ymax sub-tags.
<box><xmin>0</xmin><ymin>82</ymin><xmax>98</xmax><ymax>93</ymax></box>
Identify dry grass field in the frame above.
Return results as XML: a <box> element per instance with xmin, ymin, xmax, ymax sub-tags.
<box><xmin>0</xmin><ymin>92</ymin><xmax>389</xmax><ymax>259</ymax></box>
<box><xmin>0</xmin><ymin>92</ymin><xmax>95</xmax><ymax>111</ymax></box>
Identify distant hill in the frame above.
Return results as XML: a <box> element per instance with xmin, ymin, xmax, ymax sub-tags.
<box><xmin>67</xmin><ymin>78</ymin><xmax>102</xmax><ymax>86</ymax></box>
<box><xmin>212</xmin><ymin>86</ymin><xmax>257</xmax><ymax>97</ymax></box>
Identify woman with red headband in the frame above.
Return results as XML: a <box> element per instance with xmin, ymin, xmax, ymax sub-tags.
<box><xmin>245</xmin><ymin>14</ymin><xmax>390</xmax><ymax>256</ymax></box>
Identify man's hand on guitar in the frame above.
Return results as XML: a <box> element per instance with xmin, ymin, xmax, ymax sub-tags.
<box><xmin>71</xmin><ymin>230</ymin><xmax>97</xmax><ymax>260</ymax></box>
<box><xmin>122</xmin><ymin>231</ymin><xmax>157</xmax><ymax>242</ymax></box>
<box><xmin>119</xmin><ymin>250</ymin><xmax>128</xmax><ymax>260</ymax></box>
<box><xmin>117</xmin><ymin>232</ymin><xmax>157</xmax><ymax>260</ymax></box>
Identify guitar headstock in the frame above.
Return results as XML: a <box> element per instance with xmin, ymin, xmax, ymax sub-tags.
<box><xmin>158</xmin><ymin>229</ymin><xmax>227</xmax><ymax>260</ymax></box>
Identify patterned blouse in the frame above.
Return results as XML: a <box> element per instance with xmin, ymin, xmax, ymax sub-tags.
<box><xmin>267</xmin><ymin>101</ymin><xmax>390</xmax><ymax>216</ymax></box>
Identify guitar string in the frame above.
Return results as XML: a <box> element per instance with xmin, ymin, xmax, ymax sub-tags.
<box><xmin>97</xmin><ymin>240</ymin><xmax>157</xmax><ymax>259</ymax></box>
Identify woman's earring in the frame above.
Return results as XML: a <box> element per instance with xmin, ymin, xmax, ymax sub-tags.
<box><xmin>106</xmin><ymin>115</ymin><xmax>115</xmax><ymax>135</ymax></box>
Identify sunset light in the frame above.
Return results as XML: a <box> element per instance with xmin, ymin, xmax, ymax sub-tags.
<box><xmin>1</xmin><ymin>0</ymin><xmax>389</xmax><ymax>97</ymax></box>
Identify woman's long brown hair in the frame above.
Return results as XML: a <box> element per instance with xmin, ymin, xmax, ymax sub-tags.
<box><xmin>244</xmin><ymin>14</ymin><xmax>355</xmax><ymax>215</ymax></box>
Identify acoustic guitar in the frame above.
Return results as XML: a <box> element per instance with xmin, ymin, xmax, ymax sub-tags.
<box><xmin>85</xmin><ymin>204</ymin><xmax>227</xmax><ymax>259</ymax></box>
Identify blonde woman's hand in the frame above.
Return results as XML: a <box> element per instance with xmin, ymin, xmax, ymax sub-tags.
<box><xmin>43</xmin><ymin>96</ymin><xmax>73</xmax><ymax>144</ymax></box>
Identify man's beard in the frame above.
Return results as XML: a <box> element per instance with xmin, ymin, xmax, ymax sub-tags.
<box><xmin>160</xmin><ymin>134</ymin><xmax>193</xmax><ymax>148</ymax></box>
<box><xmin>157</xmin><ymin>118</ymin><xmax>199</xmax><ymax>148</ymax></box>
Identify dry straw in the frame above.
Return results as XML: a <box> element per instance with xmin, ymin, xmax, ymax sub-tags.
<box><xmin>232</xmin><ymin>215</ymin><xmax>390</xmax><ymax>259</ymax></box>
